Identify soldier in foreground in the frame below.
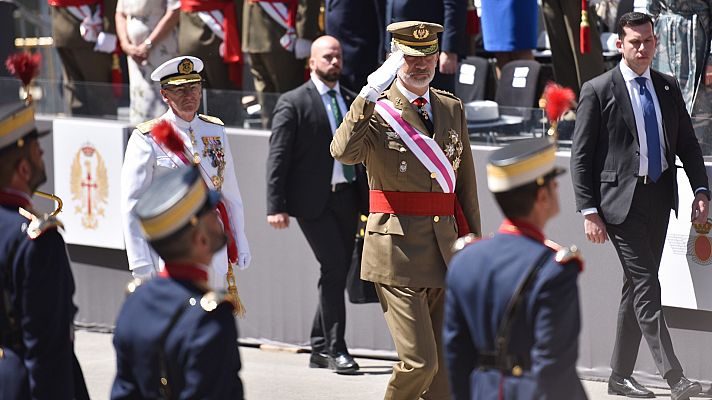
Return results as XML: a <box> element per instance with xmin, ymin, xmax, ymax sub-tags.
<box><xmin>0</xmin><ymin>102</ymin><xmax>89</xmax><ymax>399</ymax></box>
<box><xmin>112</xmin><ymin>166</ymin><xmax>243</xmax><ymax>398</ymax></box>
<box><xmin>444</xmin><ymin>138</ymin><xmax>587</xmax><ymax>400</ymax></box>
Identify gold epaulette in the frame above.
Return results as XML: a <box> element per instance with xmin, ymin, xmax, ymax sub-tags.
<box><xmin>432</xmin><ymin>88</ymin><xmax>458</xmax><ymax>99</ymax></box>
<box><xmin>18</xmin><ymin>207</ymin><xmax>63</xmax><ymax>240</ymax></box>
<box><xmin>198</xmin><ymin>114</ymin><xmax>224</xmax><ymax>126</ymax></box>
<box><xmin>451</xmin><ymin>233</ymin><xmax>480</xmax><ymax>253</ymax></box>
<box><xmin>136</xmin><ymin>118</ymin><xmax>160</xmax><ymax>134</ymax></box>
<box><xmin>200</xmin><ymin>290</ymin><xmax>233</xmax><ymax>312</ymax></box>
<box><xmin>545</xmin><ymin>240</ymin><xmax>584</xmax><ymax>271</ymax></box>
<box><xmin>125</xmin><ymin>278</ymin><xmax>144</xmax><ymax>295</ymax></box>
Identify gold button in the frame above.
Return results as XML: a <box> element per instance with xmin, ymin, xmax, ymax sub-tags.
<box><xmin>359</xmin><ymin>114</ymin><xmax>365</xmax><ymax>120</ymax></box>
<box><xmin>433</xmin><ymin>216</ymin><xmax>440</xmax><ymax>222</ymax></box>
<box><xmin>430</xmin><ymin>172</ymin><xmax>437</xmax><ymax>179</ymax></box>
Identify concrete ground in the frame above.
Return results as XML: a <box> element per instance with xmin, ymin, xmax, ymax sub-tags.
<box><xmin>75</xmin><ymin>330</ymin><xmax>706</xmax><ymax>399</ymax></box>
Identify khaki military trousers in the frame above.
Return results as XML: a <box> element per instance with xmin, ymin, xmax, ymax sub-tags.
<box><xmin>375</xmin><ymin>284</ymin><xmax>451</xmax><ymax>400</ymax></box>
<box><xmin>247</xmin><ymin>49</ymin><xmax>304</xmax><ymax>128</ymax></box>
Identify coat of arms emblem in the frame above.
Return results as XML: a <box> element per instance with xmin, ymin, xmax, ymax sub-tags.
<box><xmin>70</xmin><ymin>143</ymin><xmax>109</xmax><ymax>229</ymax></box>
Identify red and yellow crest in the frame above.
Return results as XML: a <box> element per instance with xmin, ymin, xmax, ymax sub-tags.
<box><xmin>70</xmin><ymin>143</ymin><xmax>109</xmax><ymax>229</ymax></box>
<box><xmin>688</xmin><ymin>220</ymin><xmax>712</xmax><ymax>265</ymax></box>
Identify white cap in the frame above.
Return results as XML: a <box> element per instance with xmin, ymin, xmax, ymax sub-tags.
<box><xmin>150</xmin><ymin>56</ymin><xmax>204</xmax><ymax>86</ymax></box>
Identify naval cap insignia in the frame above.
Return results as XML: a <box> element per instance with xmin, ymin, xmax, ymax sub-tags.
<box><xmin>413</xmin><ymin>24</ymin><xmax>429</xmax><ymax>40</ymax></box>
<box><xmin>178</xmin><ymin>58</ymin><xmax>194</xmax><ymax>74</ymax></box>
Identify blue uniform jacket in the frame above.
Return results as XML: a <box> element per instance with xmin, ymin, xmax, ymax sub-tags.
<box><xmin>0</xmin><ymin>193</ymin><xmax>86</xmax><ymax>400</ymax></box>
<box><xmin>111</xmin><ymin>276</ymin><xmax>243</xmax><ymax>399</ymax></box>
<box><xmin>444</xmin><ymin>220</ymin><xmax>587</xmax><ymax>400</ymax></box>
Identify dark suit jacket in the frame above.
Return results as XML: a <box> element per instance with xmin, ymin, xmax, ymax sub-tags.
<box><xmin>571</xmin><ymin>66</ymin><xmax>708</xmax><ymax>225</ymax></box>
<box><xmin>267</xmin><ymin>80</ymin><xmax>368</xmax><ymax>219</ymax></box>
<box><xmin>325</xmin><ymin>0</ymin><xmax>385</xmax><ymax>92</ymax></box>
<box><xmin>385</xmin><ymin>0</ymin><xmax>467</xmax><ymax>56</ymax></box>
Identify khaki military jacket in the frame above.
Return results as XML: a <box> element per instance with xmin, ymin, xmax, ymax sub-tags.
<box><xmin>331</xmin><ymin>83</ymin><xmax>481</xmax><ymax>288</ymax></box>
<box><xmin>51</xmin><ymin>0</ymin><xmax>117</xmax><ymax>49</ymax></box>
<box><xmin>241</xmin><ymin>0</ymin><xmax>320</xmax><ymax>53</ymax></box>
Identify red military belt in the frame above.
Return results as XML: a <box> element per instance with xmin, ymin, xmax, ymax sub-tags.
<box><xmin>369</xmin><ymin>190</ymin><xmax>455</xmax><ymax>216</ymax></box>
<box><xmin>369</xmin><ymin>190</ymin><xmax>471</xmax><ymax>236</ymax></box>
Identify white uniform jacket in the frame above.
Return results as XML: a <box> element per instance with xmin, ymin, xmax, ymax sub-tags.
<box><xmin>121</xmin><ymin>108</ymin><xmax>251</xmax><ymax>281</ymax></box>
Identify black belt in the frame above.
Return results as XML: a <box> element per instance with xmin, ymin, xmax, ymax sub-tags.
<box><xmin>331</xmin><ymin>182</ymin><xmax>352</xmax><ymax>192</ymax></box>
<box><xmin>478</xmin><ymin>353</ymin><xmax>531</xmax><ymax>376</ymax></box>
<box><xmin>636</xmin><ymin>175</ymin><xmax>655</xmax><ymax>185</ymax></box>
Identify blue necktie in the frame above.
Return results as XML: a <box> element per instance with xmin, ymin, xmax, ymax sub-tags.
<box><xmin>634</xmin><ymin>77</ymin><xmax>662</xmax><ymax>182</ymax></box>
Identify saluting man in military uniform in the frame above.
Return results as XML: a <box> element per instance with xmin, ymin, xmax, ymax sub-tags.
<box><xmin>112</xmin><ymin>166</ymin><xmax>244</xmax><ymax>398</ymax></box>
<box><xmin>331</xmin><ymin>21</ymin><xmax>482</xmax><ymax>400</ymax></box>
<box><xmin>444</xmin><ymin>138</ymin><xmax>587</xmax><ymax>400</ymax></box>
<box><xmin>121</xmin><ymin>56</ymin><xmax>251</xmax><ymax>289</ymax></box>
<box><xmin>0</xmin><ymin>102</ymin><xmax>89</xmax><ymax>399</ymax></box>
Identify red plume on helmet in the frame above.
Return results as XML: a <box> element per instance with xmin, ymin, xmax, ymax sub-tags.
<box><xmin>152</xmin><ymin>120</ymin><xmax>190</xmax><ymax>165</ymax></box>
<box><xmin>5</xmin><ymin>52</ymin><xmax>42</xmax><ymax>86</ymax></box>
<box><xmin>543</xmin><ymin>82</ymin><xmax>575</xmax><ymax>123</ymax></box>
<box><xmin>542</xmin><ymin>82</ymin><xmax>576</xmax><ymax>141</ymax></box>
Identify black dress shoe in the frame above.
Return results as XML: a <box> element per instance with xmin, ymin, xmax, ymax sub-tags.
<box><xmin>328</xmin><ymin>352</ymin><xmax>360</xmax><ymax>374</ymax></box>
<box><xmin>607</xmin><ymin>374</ymin><xmax>655</xmax><ymax>398</ymax></box>
<box><xmin>670</xmin><ymin>377</ymin><xmax>702</xmax><ymax>400</ymax></box>
<box><xmin>308</xmin><ymin>352</ymin><xmax>329</xmax><ymax>368</ymax></box>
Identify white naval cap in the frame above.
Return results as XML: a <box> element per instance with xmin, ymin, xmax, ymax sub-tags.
<box><xmin>150</xmin><ymin>56</ymin><xmax>204</xmax><ymax>86</ymax></box>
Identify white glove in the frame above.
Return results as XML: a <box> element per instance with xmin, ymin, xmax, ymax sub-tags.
<box><xmin>237</xmin><ymin>252</ymin><xmax>251</xmax><ymax>270</ymax></box>
<box><xmin>131</xmin><ymin>264</ymin><xmax>156</xmax><ymax>280</ymax></box>
<box><xmin>294</xmin><ymin>38</ymin><xmax>312</xmax><ymax>60</ymax></box>
<box><xmin>360</xmin><ymin>50</ymin><xmax>405</xmax><ymax>102</ymax></box>
<box><xmin>94</xmin><ymin>32</ymin><xmax>117</xmax><ymax>53</ymax></box>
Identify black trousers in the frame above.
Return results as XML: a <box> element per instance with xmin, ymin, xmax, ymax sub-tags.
<box><xmin>606</xmin><ymin>170</ymin><xmax>683</xmax><ymax>380</ymax></box>
<box><xmin>297</xmin><ymin>185</ymin><xmax>359</xmax><ymax>355</ymax></box>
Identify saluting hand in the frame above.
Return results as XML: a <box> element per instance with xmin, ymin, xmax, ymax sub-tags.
<box><xmin>584</xmin><ymin>213</ymin><xmax>608</xmax><ymax>244</ymax></box>
<box><xmin>267</xmin><ymin>213</ymin><xmax>290</xmax><ymax>229</ymax></box>
<box><xmin>691</xmin><ymin>192</ymin><xmax>709</xmax><ymax>224</ymax></box>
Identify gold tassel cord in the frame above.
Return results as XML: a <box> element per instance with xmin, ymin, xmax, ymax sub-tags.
<box><xmin>226</xmin><ymin>263</ymin><xmax>246</xmax><ymax>317</ymax></box>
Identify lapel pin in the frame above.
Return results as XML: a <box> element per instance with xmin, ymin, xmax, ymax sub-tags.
<box><xmin>665</xmin><ymin>85</ymin><xmax>670</xmax><ymax>91</ymax></box>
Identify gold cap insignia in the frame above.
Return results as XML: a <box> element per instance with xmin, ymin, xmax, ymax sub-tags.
<box><xmin>178</xmin><ymin>58</ymin><xmax>194</xmax><ymax>75</ymax></box>
<box><xmin>413</xmin><ymin>24</ymin><xmax>429</xmax><ymax>40</ymax></box>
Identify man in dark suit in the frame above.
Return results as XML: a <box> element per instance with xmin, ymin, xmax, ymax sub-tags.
<box><xmin>445</xmin><ymin>138</ymin><xmax>586</xmax><ymax>400</ymax></box>
<box><xmin>385</xmin><ymin>0</ymin><xmax>467</xmax><ymax>93</ymax></box>
<box><xmin>325</xmin><ymin>0</ymin><xmax>386</xmax><ymax>92</ymax></box>
<box><xmin>266</xmin><ymin>35</ymin><xmax>366</xmax><ymax>374</ymax></box>
<box><xmin>0</xmin><ymin>102</ymin><xmax>88</xmax><ymax>399</ymax></box>
<box><xmin>571</xmin><ymin>12</ymin><xmax>709</xmax><ymax>400</ymax></box>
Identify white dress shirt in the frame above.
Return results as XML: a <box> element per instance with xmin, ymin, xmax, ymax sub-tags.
<box><xmin>311</xmin><ymin>73</ymin><xmax>351</xmax><ymax>185</ymax></box>
<box><xmin>619</xmin><ymin>61</ymin><xmax>668</xmax><ymax>176</ymax></box>
<box><xmin>396</xmin><ymin>79</ymin><xmax>433</xmax><ymax>121</ymax></box>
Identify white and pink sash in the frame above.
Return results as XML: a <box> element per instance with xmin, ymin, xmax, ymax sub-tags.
<box><xmin>374</xmin><ymin>99</ymin><xmax>456</xmax><ymax>193</ymax></box>
<box><xmin>258</xmin><ymin>2</ymin><xmax>296</xmax><ymax>51</ymax></box>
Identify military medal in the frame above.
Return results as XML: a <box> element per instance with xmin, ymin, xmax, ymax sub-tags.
<box><xmin>446</xmin><ymin>129</ymin><xmax>463</xmax><ymax>171</ymax></box>
<box><xmin>202</xmin><ymin>137</ymin><xmax>226</xmax><ymax>169</ymax></box>
<box><xmin>212</xmin><ymin>175</ymin><xmax>224</xmax><ymax>189</ymax></box>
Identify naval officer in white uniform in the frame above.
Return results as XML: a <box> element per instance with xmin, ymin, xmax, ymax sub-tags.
<box><xmin>121</xmin><ymin>56</ymin><xmax>251</xmax><ymax>287</ymax></box>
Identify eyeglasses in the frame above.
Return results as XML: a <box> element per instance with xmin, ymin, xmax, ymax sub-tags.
<box><xmin>163</xmin><ymin>82</ymin><xmax>202</xmax><ymax>95</ymax></box>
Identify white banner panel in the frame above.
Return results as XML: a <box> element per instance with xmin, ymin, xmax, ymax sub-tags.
<box><xmin>52</xmin><ymin>118</ymin><xmax>128</xmax><ymax>249</ymax></box>
<box><xmin>660</xmin><ymin>164</ymin><xmax>712</xmax><ymax>311</ymax></box>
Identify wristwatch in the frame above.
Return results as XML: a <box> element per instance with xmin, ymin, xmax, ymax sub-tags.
<box><xmin>143</xmin><ymin>39</ymin><xmax>153</xmax><ymax>50</ymax></box>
